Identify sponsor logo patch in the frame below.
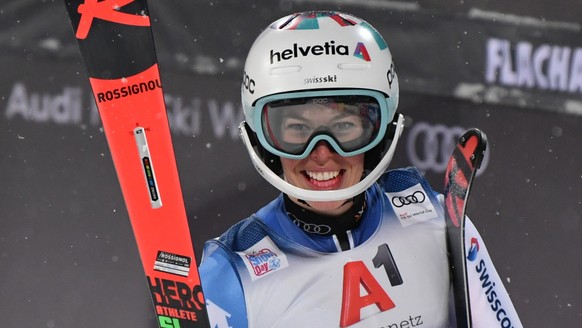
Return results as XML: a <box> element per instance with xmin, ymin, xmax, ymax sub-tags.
<box><xmin>269</xmin><ymin>41</ymin><xmax>372</xmax><ymax>64</ymax></box>
<box><xmin>237</xmin><ymin>237</ymin><xmax>289</xmax><ymax>281</ymax></box>
<box><xmin>387</xmin><ymin>184</ymin><xmax>438</xmax><ymax>227</ymax></box>
<box><xmin>153</xmin><ymin>250</ymin><xmax>190</xmax><ymax>277</ymax></box>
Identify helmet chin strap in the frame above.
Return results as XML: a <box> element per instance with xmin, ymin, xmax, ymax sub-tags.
<box><xmin>240</xmin><ymin>113</ymin><xmax>404</xmax><ymax>202</ymax></box>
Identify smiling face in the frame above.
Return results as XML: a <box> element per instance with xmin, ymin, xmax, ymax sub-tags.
<box><xmin>277</xmin><ymin>102</ymin><xmax>367</xmax><ymax>215</ymax></box>
<box><xmin>280</xmin><ymin>141</ymin><xmax>365</xmax><ymax>215</ymax></box>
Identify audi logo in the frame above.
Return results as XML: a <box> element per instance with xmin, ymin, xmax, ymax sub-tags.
<box><xmin>406</xmin><ymin>122</ymin><xmax>489</xmax><ymax>175</ymax></box>
<box><xmin>391</xmin><ymin>191</ymin><xmax>426</xmax><ymax>208</ymax></box>
<box><xmin>292</xmin><ymin>217</ymin><xmax>332</xmax><ymax>235</ymax></box>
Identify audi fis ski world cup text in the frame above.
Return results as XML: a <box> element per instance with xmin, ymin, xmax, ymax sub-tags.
<box><xmin>387</xmin><ymin>184</ymin><xmax>438</xmax><ymax>227</ymax></box>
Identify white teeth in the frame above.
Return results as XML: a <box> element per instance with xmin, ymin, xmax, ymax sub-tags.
<box><xmin>307</xmin><ymin>170</ymin><xmax>340</xmax><ymax>181</ymax></box>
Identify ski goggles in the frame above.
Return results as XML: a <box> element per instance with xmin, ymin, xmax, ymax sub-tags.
<box><xmin>252</xmin><ymin>90</ymin><xmax>393</xmax><ymax>159</ymax></box>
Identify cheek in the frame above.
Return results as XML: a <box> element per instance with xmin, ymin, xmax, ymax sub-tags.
<box><xmin>280</xmin><ymin>158</ymin><xmax>299</xmax><ymax>176</ymax></box>
<box><xmin>347</xmin><ymin>154</ymin><xmax>365</xmax><ymax>171</ymax></box>
<box><xmin>344</xmin><ymin>155</ymin><xmax>365</xmax><ymax>183</ymax></box>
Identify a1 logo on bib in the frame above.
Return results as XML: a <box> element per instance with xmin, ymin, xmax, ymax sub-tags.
<box><xmin>387</xmin><ymin>184</ymin><xmax>437</xmax><ymax>227</ymax></box>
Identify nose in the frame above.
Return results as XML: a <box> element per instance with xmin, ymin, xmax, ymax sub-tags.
<box><xmin>309</xmin><ymin>141</ymin><xmax>335</xmax><ymax>161</ymax></box>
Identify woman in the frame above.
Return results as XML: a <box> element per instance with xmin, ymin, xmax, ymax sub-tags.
<box><xmin>199</xmin><ymin>11</ymin><xmax>522</xmax><ymax>328</ymax></box>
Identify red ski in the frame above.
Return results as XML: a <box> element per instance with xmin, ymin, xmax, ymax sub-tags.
<box><xmin>63</xmin><ymin>0</ymin><xmax>210</xmax><ymax>327</ymax></box>
<box><xmin>444</xmin><ymin>129</ymin><xmax>487</xmax><ymax>328</ymax></box>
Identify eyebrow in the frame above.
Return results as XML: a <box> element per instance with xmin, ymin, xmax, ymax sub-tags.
<box><xmin>281</xmin><ymin>110</ymin><xmax>358</xmax><ymax>123</ymax></box>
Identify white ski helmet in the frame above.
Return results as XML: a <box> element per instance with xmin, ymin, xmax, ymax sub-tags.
<box><xmin>239</xmin><ymin>11</ymin><xmax>404</xmax><ymax>201</ymax></box>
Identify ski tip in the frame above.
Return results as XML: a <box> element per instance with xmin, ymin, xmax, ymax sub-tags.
<box><xmin>458</xmin><ymin>128</ymin><xmax>487</xmax><ymax>169</ymax></box>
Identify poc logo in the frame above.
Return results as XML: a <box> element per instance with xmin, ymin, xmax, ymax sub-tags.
<box><xmin>387</xmin><ymin>61</ymin><xmax>396</xmax><ymax>89</ymax></box>
<box><xmin>242</xmin><ymin>71</ymin><xmax>255</xmax><ymax>94</ymax></box>
<box><xmin>310</xmin><ymin>97</ymin><xmax>329</xmax><ymax>104</ymax></box>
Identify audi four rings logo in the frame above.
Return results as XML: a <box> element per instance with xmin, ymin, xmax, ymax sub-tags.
<box><xmin>406</xmin><ymin>122</ymin><xmax>489</xmax><ymax>174</ymax></box>
<box><xmin>292</xmin><ymin>218</ymin><xmax>332</xmax><ymax>235</ymax></box>
<box><xmin>391</xmin><ymin>191</ymin><xmax>426</xmax><ymax>208</ymax></box>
